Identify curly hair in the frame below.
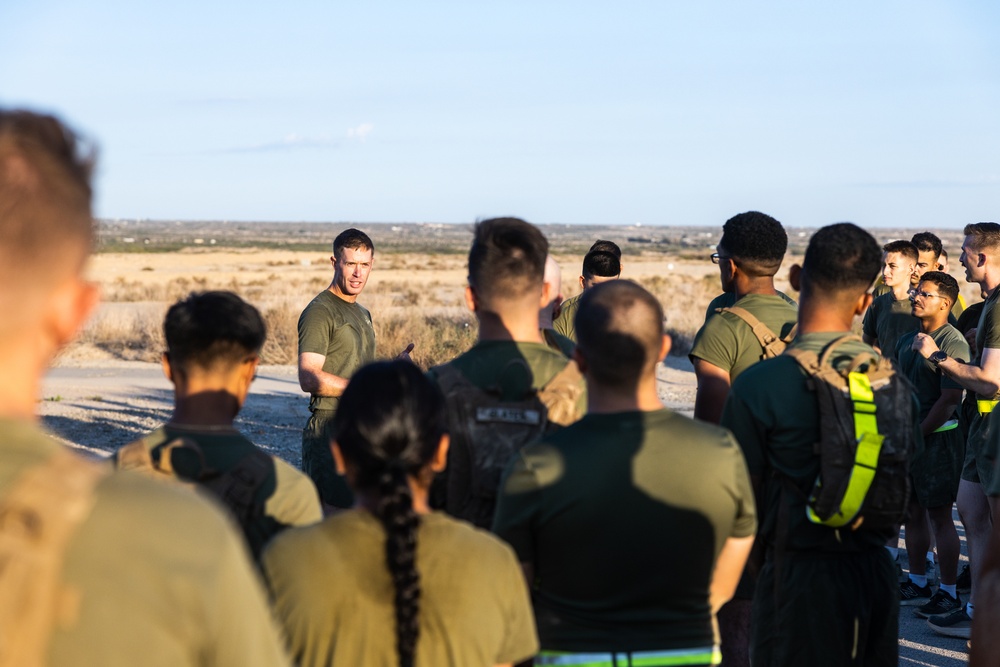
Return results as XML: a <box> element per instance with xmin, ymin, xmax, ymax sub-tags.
<box><xmin>802</xmin><ymin>223</ymin><xmax>882</xmax><ymax>295</ymax></box>
<box><xmin>719</xmin><ymin>211</ymin><xmax>787</xmax><ymax>277</ymax></box>
<box><xmin>332</xmin><ymin>360</ymin><xmax>448</xmax><ymax>667</ymax></box>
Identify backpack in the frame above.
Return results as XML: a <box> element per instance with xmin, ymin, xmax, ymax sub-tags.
<box><xmin>0</xmin><ymin>449</ymin><xmax>108</xmax><ymax>667</ymax></box>
<box><xmin>116</xmin><ymin>436</ymin><xmax>275</xmax><ymax>558</ymax></box>
<box><xmin>431</xmin><ymin>359</ymin><xmax>584</xmax><ymax>528</ymax></box>
<box><xmin>716</xmin><ymin>305</ymin><xmax>797</xmax><ymax>359</ymax></box>
<box><xmin>784</xmin><ymin>334</ymin><xmax>915</xmax><ymax>530</ymax></box>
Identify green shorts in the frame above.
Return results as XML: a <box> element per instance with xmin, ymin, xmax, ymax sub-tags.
<box><xmin>910</xmin><ymin>427</ymin><xmax>963</xmax><ymax>508</ymax></box>
<box><xmin>963</xmin><ymin>409</ymin><xmax>998</xmax><ymax>488</ymax></box>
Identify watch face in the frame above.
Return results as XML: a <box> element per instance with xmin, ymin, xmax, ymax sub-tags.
<box><xmin>931</xmin><ymin>351</ymin><xmax>947</xmax><ymax>364</ymax></box>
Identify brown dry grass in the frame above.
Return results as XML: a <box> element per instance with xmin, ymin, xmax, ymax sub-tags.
<box><xmin>69</xmin><ymin>249</ymin><xmax>795</xmax><ymax>368</ymax></box>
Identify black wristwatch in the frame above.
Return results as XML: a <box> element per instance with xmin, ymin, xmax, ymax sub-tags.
<box><xmin>929</xmin><ymin>350</ymin><xmax>948</xmax><ymax>366</ymax></box>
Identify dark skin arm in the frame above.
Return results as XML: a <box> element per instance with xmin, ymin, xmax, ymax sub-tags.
<box><xmin>693</xmin><ymin>358</ymin><xmax>731</xmax><ymax>424</ymax></box>
<box><xmin>920</xmin><ymin>388</ymin><xmax>962</xmax><ymax>438</ymax></box>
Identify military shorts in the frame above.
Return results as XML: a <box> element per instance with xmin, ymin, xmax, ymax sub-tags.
<box><xmin>302</xmin><ymin>409</ymin><xmax>354</xmax><ymax>508</ymax></box>
<box><xmin>963</xmin><ymin>409</ymin><xmax>998</xmax><ymax>488</ymax></box>
<box><xmin>752</xmin><ymin>548</ymin><xmax>897</xmax><ymax>667</ymax></box>
<box><xmin>910</xmin><ymin>427</ymin><xmax>963</xmax><ymax>508</ymax></box>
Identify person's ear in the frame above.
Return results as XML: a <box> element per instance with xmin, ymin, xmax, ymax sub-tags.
<box><xmin>161</xmin><ymin>352</ymin><xmax>174</xmax><ymax>382</ymax></box>
<box><xmin>572</xmin><ymin>346</ymin><xmax>588</xmax><ymax>375</ymax></box>
<box><xmin>45</xmin><ymin>278</ymin><xmax>99</xmax><ymax>349</ymax></box>
<box><xmin>539</xmin><ymin>281</ymin><xmax>552</xmax><ymax>310</ymax></box>
<box><xmin>464</xmin><ymin>285</ymin><xmax>478</xmax><ymax>312</ymax></box>
<box><xmin>579</xmin><ymin>275</ymin><xmax>586</xmax><ymax>290</ymax></box>
<box><xmin>659</xmin><ymin>334</ymin><xmax>672</xmax><ymax>362</ymax></box>
<box><xmin>854</xmin><ymin>292</ymin><xmax>873</xmax><ymax>317</ymax></box>
<box><xmin>238</xmin><ymin>356</ymin><xmax>260</xmax><ymax>394</ymax></box>
<box><xmin>788</xmin><ymin>264</ymin><xmax>802</xmax><ymax>292</ymax></box>
<box><xmin>431</xmin><ymin>434</ymin><xmax>450</xmax><ymax>472</ymax></box>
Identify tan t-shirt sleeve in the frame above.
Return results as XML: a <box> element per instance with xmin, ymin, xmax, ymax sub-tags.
<box><xmin>267</xmin><ymin>459</ymin><xmax>324</xmax><ymax>527</ymax></box>
<box><xmin>495</xmin><ymin>542</ymin><xmax>539</xmax><ymax>664</ymax></box>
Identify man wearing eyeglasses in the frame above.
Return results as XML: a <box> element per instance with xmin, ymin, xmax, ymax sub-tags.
<box><xmin>688</xmin><ymin>211</ymin><xmax>795</xmax><ymax>667</ymax></box>
<box><xmin>895</xmin><ymin>272</ymin><xmax>969</xmax><ymax>617</ymax></box>
<box><xmin>912</xmin><ymin>223</ymin><xmax>1000</xmax><ymax>641</ymax></box>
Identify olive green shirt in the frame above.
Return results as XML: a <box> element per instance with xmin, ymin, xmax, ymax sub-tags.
<box><xmin>691</xmin><ymin>293</ymin><xmax>798</xmax><ymax>380</ymax></box>
<box><xmin>721</xmin><ymin>333</ymin><xmax>922</xmax><ymax>553</ymax></box>
<box><xmin>542</xmin><ymin>328</ymin><xmax>575</xmax><ymax>358</ymax></box>
<box><xmin>118</xmin><ymin>425</ymin><xmax>322</xmax><ymax>557</ymax></box>
<box><xmin>895</xmin><ymin>325</ymin><xmax>969</xmax><ymax>422</ymax></box>
<box><xmin>1</xmin><ymin>419</ymin><xmax>290</xmax><ymax>667</ymax></box>
<box><xmin>704</xmin><ymin>290</ymin><xmax>797</xmax><ymax>322</ymax></box>
<box><xmin>494</xmin><ymin>410</ymin><xmax>756</xmax><ymax>652</ymax></box>
<box><xmin>297</xmin><ymin>290</ymin><xmax>376</xmax><ymax>411</ymax></box>
<box><xmin>262</xmin><ymin>510</ymin><xmax>538</xmax><ymax>667</ymax></box>
<box><xmin>552</xmin><ymin>293</ymin><xmax>581</xmax><ymax>342</ymax></box>
<box><xmin>862</xmin><ymin>291</ymin><xmax>918</xmax><ymax>362</ymax></box>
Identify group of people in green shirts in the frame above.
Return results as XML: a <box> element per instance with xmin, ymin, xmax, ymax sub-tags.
<box><xmin>5</xmin><ymin>105</ymin><xmax>1000</xmax><ymax>667</ymax></box>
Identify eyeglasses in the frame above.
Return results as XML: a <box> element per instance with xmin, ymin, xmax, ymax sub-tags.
<box><xmin>710</xmin><ymin>253</ymin><xmax>730</xmax><ymax>264</ymax></box>
<box><xmin>912</xmin><ymin>290</ymin><xmax>945</xmax><ymax>300</ymax></box>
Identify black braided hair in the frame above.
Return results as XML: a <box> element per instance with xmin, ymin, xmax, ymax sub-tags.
<box><xmin>333</xmin><ymin>360</ymin><xmax>447</xmax><ymax>667</ymax></box>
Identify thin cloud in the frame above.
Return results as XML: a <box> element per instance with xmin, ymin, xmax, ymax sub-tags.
<box><xmin>347</xmin><ymin>123</ymin><xmax>374</xmax><ymax>142</ymax></box>
<box><xmin>213</xmin><ymin>134</ymin><xmax>339</xmax><ymax>154</ymax></box>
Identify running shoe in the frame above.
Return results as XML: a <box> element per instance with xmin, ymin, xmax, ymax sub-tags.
<box><xmin>915</xmin><ymin>590</ymin><xmax>961</xmax><ymax>619</ymax></box>
<box><xmin>927</xmin><ymin>606</ymin><xmax>972</xmax><ymax>639</ymax></box>
<box><xmin>899</xmin><ymin>579</ymin><xmax>933</xmax><ymax>606</ymax></box>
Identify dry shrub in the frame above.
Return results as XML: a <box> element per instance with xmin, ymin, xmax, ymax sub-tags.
<box><xmin>78</xmin><ymin>305</ymin><xmax>166</xmax><ymax>361</ymax></box>
<box><xmin>260</xmin><ymin>303</ymin><xmax>300</xmax><ymax>365</ymax></box>
<box><xmin>374</xmin><ymin>312</ymin><xmax>478</xmax><ymax>369</ymax></box>
<box><xmin>634</xmin><ymin>273</ymin><xmax>719</xmax><ymax>357</ymax></box>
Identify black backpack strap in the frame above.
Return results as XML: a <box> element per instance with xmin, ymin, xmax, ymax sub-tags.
<box><xmin>200</xmin><ymin>449</ymin><xmax>272</xmax><ymax>525</ymax></box>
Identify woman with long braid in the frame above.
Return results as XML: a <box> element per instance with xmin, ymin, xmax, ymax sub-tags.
<box><xmin>262</xmin><ymin>360</ymin><xmax>538</xmax><ymax>667</ymax></box>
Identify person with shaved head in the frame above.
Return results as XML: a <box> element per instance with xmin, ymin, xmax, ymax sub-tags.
<box><xmin>539</xmin><ymin>254</ymin><xmax>575</xmax><ymax>357</ymax></box>
<box><xmin>494</xmin><ymin>280</ymin><xmax>756</xmax><ymax>667</ymax></box>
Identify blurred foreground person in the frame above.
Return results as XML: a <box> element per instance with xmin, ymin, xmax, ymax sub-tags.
<box><xmin>114</xmin><ymin>291</ymin><xmax>322</xmax><ymax>561</ymax></box>
<box><xmin>495</xmin><ymin>280</ymin><xmax>756</xmax><ymax>667</ymax></box>
<box><xmin>263</xmin><ymin>360</ymin><xmax>538</xmax><ymax>667</ymax></box>
<box><xmin>0</xmin><ymin>110</ymin><xmax>289</xmax><ymax>665</ymax></box>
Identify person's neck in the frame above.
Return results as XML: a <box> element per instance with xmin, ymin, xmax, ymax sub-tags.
<box><xmin>796</xmin><ymin>298</ymin><xmax>855</xmax><ymax>335</ymax></box>
<box><xmin>477</xmin><ymin>310</ymin><xmax>544</xmax><ymax>343</ymax></box>
<box><xmin>980</xmin><ymin>273</ymin><xmax>1000</xmax><ymax>298</ymax></box>
<box><xmin>355</xmin><ymin>481</ymin><xmax>432</xmax><ymax>515</ymax></box>
<box><xmin>170</xmin><ymin>392</ymin><xmax>240</xmax><ymax>428</ymax></box>
<box><xmin>0</xmin><ymin>346</ymin><xmax>50</xmax><ymax>421</ymax></box>
<box><xmin>890</xmin><ymin>282</ymin><xmax>911</xmax><ymax>300</ymax></box>
<box><xmin>328</xmin><ymin>282</ymin><xmax>358</xmax><ymax>304</ymax></box>
<box><xmin>586</xmin><ymin>376</ymin><xmax>663</xmax><ymax>414</ymax></box>
<box><xmin>734</xmin><ymin>276</ymin><xmax>778</xmax><ymax>299</ymax></box>
<box><xmin>920</xmin><ymin>314</ymin><xmax>949</xmax><ymax>334</ymax></box>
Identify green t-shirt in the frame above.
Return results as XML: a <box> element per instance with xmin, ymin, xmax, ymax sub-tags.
<box><xmin>895</xmin><ymin>325</ymin><xmax>969</xmax><ymax>422</ymax></box>
<box><xmin>0</xmin><ymin>419</ymin><xmax>291</xmax><ymax>667</ymax></box>
<box><xmin>297</xmin><ymin>290</ymin><xmax>376</xmax><ymax>411</ymax></box>
<box><xmin>862</xmin><ymin>291</ymin><xmax>918</xmax><ymax>362</ymax></box>
<box><xmin>493</xmin><ymin>409</ymin><xmax>756</xmax><ymax>652</ymax></box>
<box><xmin>721</xmin><ymin>333</ymin><xmax>922</xmax><ymax>553</ymax></box>
<box><xmin>262</xmin><ymin>510</ymin><xmax>538</xmax><ymax>667</ymax></box>
<box><xmin>552</xmin><ymin>293</ymin><xmax>581</xmax><ymax>343</ymax></box>
<box><xmin>542</xmin><ymin>327</ymin><xmax>575</xmax><ymax>358</ymax></box>
<box><xmin>117</xmin><ymin>425</ymin><xmax>323</xmax><ymax>557</ymax></box>
<box><xmin>703</xmin><ymin>290</ymin><xmax>797</xmax><ymax>322</ymax></box>
<box><xmin>690</xmin><ymin>293</ymin><xmax>798</xmax><ymax>380</ymax></box>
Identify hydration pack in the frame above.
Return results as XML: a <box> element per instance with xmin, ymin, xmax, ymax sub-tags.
<box><xmin>785</xmin><ymin>335</ymin><xmax>915</xmax><ymax>530</ymax></box>
<box><xmin>431</xmin><ymin>359</ymin><xmax>584</xmax><ymax>528</ymax></box>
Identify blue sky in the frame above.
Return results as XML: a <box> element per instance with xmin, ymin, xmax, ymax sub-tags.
<box><xmin>2</xmin><ymin>1</ymin><xmax>998</xmax><ymax>227</ymax></box>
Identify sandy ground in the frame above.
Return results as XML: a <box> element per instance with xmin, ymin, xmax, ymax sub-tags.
<box><xmin>38</xmin><ymin>355</ymin><xmax>969</xmax><ymax>664</ymax></box>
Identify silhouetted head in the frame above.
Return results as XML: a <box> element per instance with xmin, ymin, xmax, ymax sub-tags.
<box><xmin>467</xmin><ymin>217</ymin><xmax>548</xmax><ymax>308</ymax></box>
<box><xmin>800</xmin><ymin>223</ymin><xmax>882</xmax><ymax>301</ymax></box>
<box><xmin>163</xmin><ymin>291</ymin><xmax>266</xmax><ymax>373</ymax></box>
<box><xmin>718</xmin><ymin>211</ymin><xmax>787</xmax><ymax>279</ymax></box>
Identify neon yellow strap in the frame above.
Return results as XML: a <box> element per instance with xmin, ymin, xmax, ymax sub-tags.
<box><xmin>807</xmin><ymin>371</ymin><xmax>885</xmax><ymax>527</ymax></box>
<box><xmin>932</xmin><ymin>419</ymin><xmax>959</xmax><ymax>433</ymax></box>
<box><xmin>536</xmin><ymin>647</ymin><xmax>722</xmax><ymax>666</ymax></box>
<box><xmin>978</xmin><ymin>400</ymin><xmax>998</xmax><ymax>415</ymax></box>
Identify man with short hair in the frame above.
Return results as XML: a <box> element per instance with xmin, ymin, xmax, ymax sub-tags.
<box><xmin>430</xmin><ymin>217</ymin><xmax>586</xmax><ymax>528</ymax></box>
<box><xmin>540</xmin><ymin>254</ymin><xmax>575</xmax><ymax>357</ymax></box>
<box><xmin>115</xmin><ymin>291</ymin><xmax>322</xmax><ymax>560</ymax></box>
<box><xmin>0</xmin><ymin>109</ymin><xmax>289</xmax><ymax>666</ymax></box>
<box><xmin>297</xmin><ymin>229</ymin><xmax>411</xmax><ymax>509</ymax></box>
<box><xmin>722</xmin><ymin>223</ymin><xmax>912</xmax><ymax>665</ymax></box>
<box><xmin>553</xmin><ymin>240</ymin><xmax>622</xmax><ymax>342</ymax></box>
<box><xmin>691</xmin><ymin>211</ymin><xmax>797</xmax><ymax>425</ymax></box>
<box><xmin>863</xmin><ymin>239</ymin><xmax>920</xmax><ymax>361</ymax></box>
<box><xmin>495</xmin><ymin>280</ymin><xmax>756</xmax><ymax>667</ymax></box>
<box><xmin>913</xmin><ymin>222</ymin><xmax>1000</xmax><ymax>638</ymax></box>
<box><xmin>894</xmin><ymin>272</ymin><xmax>969</xmax><ymax>616</ymax></box>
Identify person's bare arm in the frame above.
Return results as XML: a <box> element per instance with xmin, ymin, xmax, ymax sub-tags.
<box><xmin>920</xmin><ymin>388</ymin><xmax>963</xmax><ymax>437</ymax></box>
<box><xmin>693</xmin><ymin>358</ymin><xmax>731</xmax><ymax>424</ymax></box>
<box><xmin>913</xmin><ymin>336</ymin><xmax>1000</xmax><ymax>397</ymax></box>
<box><xmin>297</xmin><ymin>352</ymin><xmax>349</xmax><ymax>397</ymax></box>
<box><xmin>709</xmin><ymin>535</ymin><xmax>755</xmax><ymax>613</ymax></box>
<box><xmin>970</xmin><ymin>520</ymin><xmax>1000</xmax><ymax>666</ymax></box>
